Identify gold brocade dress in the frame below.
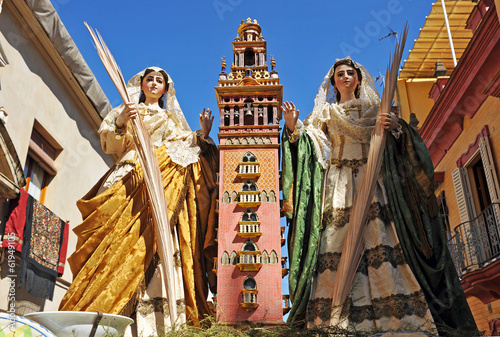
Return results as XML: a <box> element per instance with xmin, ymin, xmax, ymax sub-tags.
<box><xmin>59</xmin><ymin>101</ymin><xmax>218</xmax><ymax>331</ymax></box>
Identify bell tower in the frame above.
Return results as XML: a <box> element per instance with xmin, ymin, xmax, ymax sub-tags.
<box><xmin>214</xmin><ymin>18</ymin><xmax>286</xmax><ymax>325</ymax></box>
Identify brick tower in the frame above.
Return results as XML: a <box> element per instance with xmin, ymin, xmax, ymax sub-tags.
<box><xmin>214</xmin><ymin>18</ymin><xmax>285</xmax><ymax>325</ymax></box>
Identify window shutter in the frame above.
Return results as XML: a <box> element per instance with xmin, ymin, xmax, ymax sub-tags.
<box><xmin>479</xmin><ymin>137</ymin><xmax>500</xmax><ymax>203</ymax></box>
<box><xmin>452</xmin><ymin>167</ymin><xmax>476</xmax><ymax>223</ymax></box>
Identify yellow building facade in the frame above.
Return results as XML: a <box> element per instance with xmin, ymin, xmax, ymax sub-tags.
<box><xmin>397</xmin><ymin>0</ymin><xmax>500</xmax><ymax>334</ymax></box>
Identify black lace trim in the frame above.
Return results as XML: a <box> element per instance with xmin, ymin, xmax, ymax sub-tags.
<box><xmin>349</xmin><ymin>290</ymin><xmax>429</xmax><ymax>323</ymax></box>
<box><xmin>316</xmin><ymin>243</ymin><xmax>405</xmax><ymax>276</ymax></box>
<box><xmin>322</xmin><ymin>202</ymin><xmax>392</xmax><ymax>230</ymax></box>
<box><xmin>306</xmin><ymin>297</ymin><xmax>334</xmax><ymax>323</ymax></box>
<box><xmin>307</xmin><ymin>290</ymin><xmax>428</xmax><ymax>324</ymax></box>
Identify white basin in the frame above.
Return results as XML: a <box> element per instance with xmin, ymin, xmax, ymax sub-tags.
<box><xmin>24</xmin><ymin>311</ymin><xmax>133</xmax><ymax>337</ymax></box>
<box><xmin>0</xmin><ymin>313</ymin><xmax>56</xmax><ymax>337</ymax></box>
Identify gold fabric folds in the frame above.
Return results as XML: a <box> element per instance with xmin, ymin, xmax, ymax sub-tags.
<box><xmin>59</xmin><ymin>144</ymin><xmax>218</xmax><ymax>324</ymax></box>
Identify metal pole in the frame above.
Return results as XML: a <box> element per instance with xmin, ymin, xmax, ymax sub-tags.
<box><xmin>441</xmin><ymin>0</ymin><xmax>457</xmax><ymax>67</ymax></box>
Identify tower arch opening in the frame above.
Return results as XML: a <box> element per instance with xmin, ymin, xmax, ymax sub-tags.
<box><xmin>242</xmin><ymin>239</ymin><xmax>258</xmax><ymax>252</ymax></box>
<box><xmin>243</xmin><ymin>276</ymin><xmax>256</xmax><ymax>289</ymax></box>
<box><xmin>242</xmin><ymin>209</ymin><xmax>258</xmax><ymax>222</ymax></box>
<box><xmin>244</xmin><ymin>48</ymin><xmax>255</xmax><ymax>66</ymax></box>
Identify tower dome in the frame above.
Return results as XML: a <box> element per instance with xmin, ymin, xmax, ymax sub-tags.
<box><xmin>237</xmin><ymin>18</ymin><xmax>262</xmax><ymax>42</ymax></box>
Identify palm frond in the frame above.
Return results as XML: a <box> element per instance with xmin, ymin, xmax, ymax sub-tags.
<box><xmin>84</xmin><ymin>22</ymin><xmax>178</xmax><ymax>325</ymax></box>
<box><xmin>329</xmin><ymin>24</ymin><xmax>408</xmax><ymax>324</ymax></box>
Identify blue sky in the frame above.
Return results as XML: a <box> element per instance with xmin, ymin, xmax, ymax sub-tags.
<box><xmin>54</xmin><ymin>0</ymin><xmax>438</xmax><ymax>310</ymax></box>
<box><xmin>55</xmin><ymin>0</ymin><xmax>436</xmax><ymax>133</ymax></box>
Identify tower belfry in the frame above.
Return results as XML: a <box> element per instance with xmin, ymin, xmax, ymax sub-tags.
<box><xmin>215</xmin><ymin>18</ymin><xmax>287</xmax><ymax>324</ymax></box>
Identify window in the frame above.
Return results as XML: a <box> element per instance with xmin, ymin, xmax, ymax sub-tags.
<box><xmin>261</xmin><ymin>190</ymin><xmax>268</xmax><ymax>203</ymax></box>
<box><xmin>231</xmin><ymin>191</ymin><xmax>238</xmax><ymax>204</ymax></box>
<box><xmin>269</xmin><ymin>191</ymin><xmax>277</xmax><ymax>203</ymax></box>
<box><xmin>453</xmin><ymin>133</ymin><xmax>500</xmax><ymax>223</ymax></box>
<box><xmin>230</xmin><ymin>251</ymin><xmax>238</xmax><ymax>265</ymax></box>
<box><xmin>242</xmin><ymin>240</ymin><xmax>257</xmax><ymax>252</ymax></box>
<box><xmin>437</xmin><ymin>191</ymin><xmax>451</xmax><ymax>238</ymax></box>
<box><xmin>269</xmin><ymin>250</ymin><xmax>278</xmax><ymax>264</ymax></box>
<box><xmin>244</xmin><ymin>101</ymin><xmax>254</xmax><ymax>126</ymax></box>
<box><xmin>244</xmin><ymin>48</ymin><xmax>255</xmax><ymax>66</ymax></box>
<box><xmin>221</xmin><ymin>251</ymin><xmax>230</xmax><ymax>265</ymax></box>
<box><xmin>261</xmin><ymin>251</ymin><xmax>269</xmax><ymax>264</ymax></box>
<box><xmin>243</xmin><ymin>276</ymin><xmax>256</xmax><ymax>289</ymax></box>
<box><xmin>242</xmin><ymin>180</ymin><xmax>257</xmax><ymax>192</ymax></box>
<box><xmin>223</xmin><ymin>106</ymin><xmax>230</xmax><ymax>127</ymax></box>
<box><xmin>222</xmin><ymin>191</ymin><xmax>230</xmax><ymax>204</ymax></box>
<box><xmin>24</xmin><ymin>126</ymin><xmax>60</xmax><ymax>203</ymax></box>
<box><xmin>242</xmin><ymin>152</ymin><xmax>257</xmax><ymax>163</ymax></box>
<box><xmin>470</xmin><ymin>156</ymin><xmax>492</xmax><ymax>212</ymax></box>
<box><xmin>234</xmin><ymin>107</ymin><xmax>240</xmax><ymax>125</ymax></box>
<box><xmin>241</xmin><ymin>209</ymin><xmax>258</xmax><ymax>222</ymax></box>
<box><xmin>451</xmin><ymin>129</ymin><xmax>500</xmax><ymax>271</ymax></box>
<box><xmin>24</xmin><ymin>158</ymin><xmax>47</xmax><ymax>202</ymax></box>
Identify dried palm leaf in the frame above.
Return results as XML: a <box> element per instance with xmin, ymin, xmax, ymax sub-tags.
<box><xmin>84</xmin><ymin>22</ymin><xmax>178</xmax><ymax>326</ymax></box>
<box><xmin>329</xmin><ymin>24</ymin><xmax>409</xmax><ymax>324</ymax></box>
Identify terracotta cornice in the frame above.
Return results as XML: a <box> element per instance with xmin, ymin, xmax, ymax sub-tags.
<box><xmin>5</xmin><ymin>0</ymin><xmax>103</xmax><ymax>130</ymax></box>
<box><xmin>420</xmin><ymin>1</ymin><xmax>500</xmax><ymax>166</ymax></box>
<box><xmin>219</xmin><ymin>125</ymin><xmax>280</xmax><ymax>130</ymax></box>
<box><xmin>456</xmin><ymin>126</ymin><xmax>490</xmax><ymax>167</ymax></box>
<box><xmin>219</xmin><ymin>132</ymin><xmax>280</xmax><ymax>137</ymax></box>
<box><xmin>218</xmin><ymin>144</ymin><xmax>279</xmax><ymax>150</ymax></box>
<box><xmin>461</xmin><ymin>258</ymin><xmax>500</xmax><ymax>304</ymax></box>
<box><xmin>466</xmin><ymin>0</ymin><xmax>492</xmax><ymax>33</ymax></box>
<box><xmin>428</xmin><ymin>77</ymin><xmax>449</xmax><ymax>102</ymax></box>
<box><xmin>434</xmin><ymin>171</ymin><xmax>445</xmax><ymax>183</ymax></box>
<box><xmin>233</xmin><ymin>41</ymin><xmax>266</xmax><ymax>48</ymax></box>
<box><xmin>215</xmin><ymin>85</ymin><xmax>283</xmax><ymax>94</ymax></box>
<box><xmin>483</xmin><ymin>68</ymin><xmax>500</xmax><ymax>97</ymax></box>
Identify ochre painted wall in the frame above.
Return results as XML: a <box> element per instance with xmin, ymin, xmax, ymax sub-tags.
<box><xmin>434</xmin><ymin>96</ymin><xmax>500</xmax><ymax>232</ymax></box>
<box><xmin>397</xmin><ymin>78</ymin><xmax>436</xmax><ymax>128</ymax></box>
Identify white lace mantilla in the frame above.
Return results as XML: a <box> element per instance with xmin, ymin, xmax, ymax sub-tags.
<box><xmin>297</xmin><ymin>58</ymin><xmax>381</xmax><ymax>169</ymax></box>
<box><xmin>99</xmin><ymin>103</ymin><xmax>205</xmax><ymax>191</ymax></box>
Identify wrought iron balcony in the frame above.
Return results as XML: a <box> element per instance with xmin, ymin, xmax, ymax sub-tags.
<box><xmin>448</xmin><ymin>202</ymin><xmax>500</xmax><ymax>276</ymax></box>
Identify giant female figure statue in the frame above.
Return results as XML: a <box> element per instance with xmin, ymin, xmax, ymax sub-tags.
<box><xmin>59</xmin><ymin>67</ymin><xmax>218</xmax><ymax>334</ymax></box>
<box><xmin>282</xmin><ymin>58</ymin><xmax>477</xmax><ymax>335</ymax></box>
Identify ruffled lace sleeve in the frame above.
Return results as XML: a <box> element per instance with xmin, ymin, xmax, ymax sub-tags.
<box><xmin>98</xmin><ymin>105</ymin><xmax>134</xmax><ymax>156</ymax></box>
<box><xmin>303</xmin><ymin>102</ymin><xmax>332</xmax><ymax>169</ymax></box>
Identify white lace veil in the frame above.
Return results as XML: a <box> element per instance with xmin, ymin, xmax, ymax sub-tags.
<box><xmin>312</xmin><ymin>56</ymin><xmax>380</xmax><ymax>118</ymax></box>
<box><xmin>303</xmin><ymin>57</ymin><xmax>381</xmax><ymax>168</ymax></box>
<box><xmin>126</xmin><ymin>66</ymin><xmax>192</xmax><ymax>132</ymax></box>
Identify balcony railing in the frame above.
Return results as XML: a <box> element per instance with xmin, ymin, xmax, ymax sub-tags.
<box><xmin>237</xmin><ymin>162</ymin><xmax>260</xmax><ymax>179</ymax></box>
<box><xmin>448</xmin><ymin>203</ymin><xmax>500</xmax><ymax>277</ymax></box>
<box><xmin>237</xmin><ymin>251</ymin><xmax>263</xmax><ymax>272</ymax></box>
<box><xmin>283</xmin><ymin>295</ymin><xmax>290</xmax><ymax>315</ymax></box>
<box><xmin>237</xmin><ymin>221</ymin><xmax>262</xmax><ymax>239</ymax></box>
<box><xmin>240</xmin><ymin>289</ymin><xmax>259</xmax><ymax>311</ymax></box>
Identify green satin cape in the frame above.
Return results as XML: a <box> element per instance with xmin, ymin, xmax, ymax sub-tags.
<box><xmin>282</xmin><ymin>130</ymin><xmax>324</xmax><ymax>324</ymax></box>
<box><xmin>381</xmin><ymin>120</ymin><xmax>477</xmax><ymax>336</ymax></box>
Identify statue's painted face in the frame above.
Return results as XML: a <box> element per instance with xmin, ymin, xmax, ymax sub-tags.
<box><xmin>333</xmin><ymin>64</ymin><xmax>361</xmax><ymax>96</ymax></box>
<box><xmin>141</xmin><ymin>71</ymin><xmax>167</xmax><ymax>101</ymax></box>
